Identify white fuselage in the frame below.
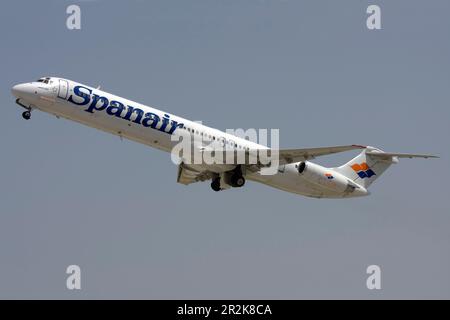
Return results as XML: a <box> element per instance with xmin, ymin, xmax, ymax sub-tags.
<box><xmin>11</xmin><ymin>77</ymin><xmax>367</xmax><ymax>198</ymax></box>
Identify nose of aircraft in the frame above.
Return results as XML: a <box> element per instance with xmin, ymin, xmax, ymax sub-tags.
<box><xmin>11</xmin><ymin>83</ymin><xmax>28</xmax><ymax>98</ymax></box>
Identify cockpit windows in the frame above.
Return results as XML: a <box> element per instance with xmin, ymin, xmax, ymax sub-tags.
<box><xmin>36</xmin><ymin>77</ymin><xmax>51</xmax><ymax>84</ymax></box>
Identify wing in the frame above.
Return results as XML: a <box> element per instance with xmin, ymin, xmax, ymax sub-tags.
<box><xmin>177</xmin><ymin>145</ymin><xmax>366</xmax><ymax>185</ymax></box>
<box><xmin>264</xmin><ymin>144</ymin><xmax>367</xmax><ymax>165</ymax></box>
<box><xmin>199</xmin><ymin>144</ymin><xmax>366</xmax><ymax>166</ymax></box>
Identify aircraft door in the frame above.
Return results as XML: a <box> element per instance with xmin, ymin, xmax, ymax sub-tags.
<box><xmin>58</xmin><ymin>79</ymin><xmax>69</xmax><ymax>99</ymax></box>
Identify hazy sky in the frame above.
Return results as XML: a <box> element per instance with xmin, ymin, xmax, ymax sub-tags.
<box><xmin>1</xmin><ymin>0</ymin><xmax>449</xmax><ymax>299</ymax></box>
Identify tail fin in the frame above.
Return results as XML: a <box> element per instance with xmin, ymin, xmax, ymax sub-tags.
<box><xmin>334</xmin><ymin>146</ymin><xmax>438</xmax><ymax>188</ymax></box>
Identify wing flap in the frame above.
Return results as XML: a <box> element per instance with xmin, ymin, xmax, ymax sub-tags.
<box><xmin>177</xmin><ymin>163</ymin><xmax>214</xmax><ymax>185</ymax></box>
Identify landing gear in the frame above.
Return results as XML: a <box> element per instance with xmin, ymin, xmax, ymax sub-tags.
<box><xmin>210</xmin><ymin>166</ymin><xmax>246</xmax><ymax>192</ymax></box>
<box><xmin>211</xmin><ymin>177</ymin><xmax>221</xmax><ymax>192</ymax></box>
<box><xmin>230</xmin><ymin>174</ymin><xmax>245</xmax><ymax>187</ymax></box>
<box><xmin>22</xmin><ymin>111</ymin><xmax>31</xmax><ymax>120</ymax></box>
<box><xmin>230</xmin><ymin>165</ymin><xmax>245</xmax><ymax>188</ymax></box>
<box><xmin>16</xmin><ymin>99</ymin><xmax>32</xmax><ymax>120</ymax></box>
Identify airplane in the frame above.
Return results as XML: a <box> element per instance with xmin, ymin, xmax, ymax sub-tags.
<box><xmin>11</xmin><ymin>77</ymin><xmax>438</xmax><ymax>198</ymax></box>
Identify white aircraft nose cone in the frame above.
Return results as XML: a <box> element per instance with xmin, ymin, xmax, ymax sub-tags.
<box><xmin>11</xmin><ymin>83</ymin><xmax>27</xmax><ymax>98</ymax></box>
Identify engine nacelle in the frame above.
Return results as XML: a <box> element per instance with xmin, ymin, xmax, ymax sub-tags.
<box><xmin>297</xmin><ymin>161</ymin><xmax>361</xmax><ymax>194</ymax></box>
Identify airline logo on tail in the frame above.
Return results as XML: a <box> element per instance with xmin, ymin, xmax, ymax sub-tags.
<box><xmin>351</xmin><ymin>162</ymin><xmax>376</xmax><ymax>179</ymax></box>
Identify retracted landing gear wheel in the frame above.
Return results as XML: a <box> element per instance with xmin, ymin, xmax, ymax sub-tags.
<box><xmin>22</xmin><ymin>111</ymin><xmax>31</xmax><ymax>120</ymax></box>
<box><xmin>211</xmin><ymin>178</ymin><xmax>221</xmax><ymax>192</ymax></box>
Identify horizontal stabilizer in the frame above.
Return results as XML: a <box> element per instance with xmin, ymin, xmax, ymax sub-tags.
<box><xmin>365</xmin><ymin>151</ymin><xmax>439</xmax><ymax>160</ymax></box>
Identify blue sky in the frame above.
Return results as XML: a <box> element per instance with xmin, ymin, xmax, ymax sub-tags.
<box><xmin>0</xmin><ymin>0</ymin><xmax>449</xmax><ymax>298</ymax></box>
